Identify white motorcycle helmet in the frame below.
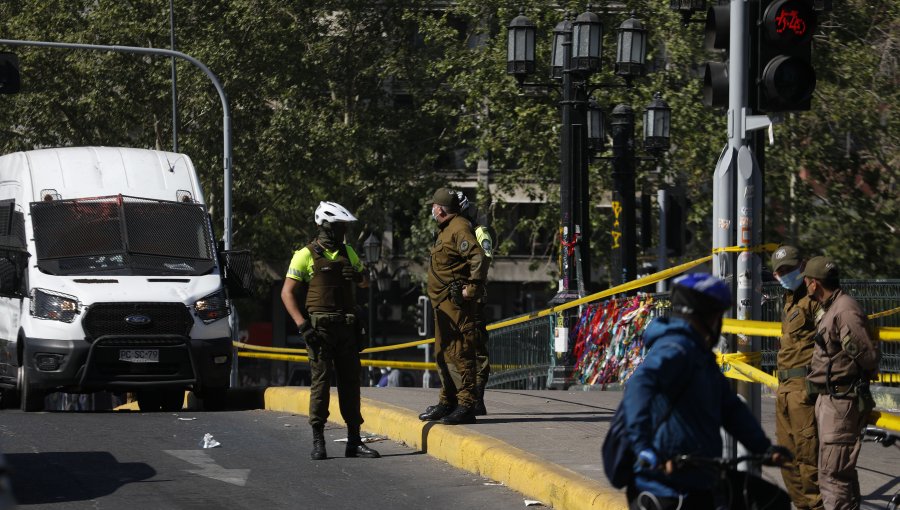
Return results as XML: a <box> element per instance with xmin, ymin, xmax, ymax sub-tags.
<box><xmin>314</xmin><ymin>201</ymin><xmax>357</xmax><ymax>225</ymax></box>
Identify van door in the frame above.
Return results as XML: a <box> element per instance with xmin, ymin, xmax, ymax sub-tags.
<box><xmin>0</xmin><ymin>187</ymin><xmax>27</xmax><ymax>385</ymax></box>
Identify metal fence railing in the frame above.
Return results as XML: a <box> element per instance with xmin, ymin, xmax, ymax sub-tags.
<box><xmin>486</xmin><ymin>314</ymin><xmax>556</xmax><ymax>389</ymax></box>
<box><xmin>485</xmin><ymin>280</ymin><xmax>898</xmax><ymax>390</ymax></box>
<box><xmin>760</xmin><ymin>280</ymin><xmax>900</xmax><ymax>379</ymax></box>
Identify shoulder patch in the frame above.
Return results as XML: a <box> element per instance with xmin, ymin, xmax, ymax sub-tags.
<box><xmin>459</xmin><ymin>240</ymin><xmax>469</xmax><ymax>252</ymax></box>
<box><xmin>482</xmin><ymin>239</ymin><xmax>492</xmax><ymax>252</ymax></box>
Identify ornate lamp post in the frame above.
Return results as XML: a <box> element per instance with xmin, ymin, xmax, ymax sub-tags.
<box><xmin>506</xmin><ymin>7</ymin><xmax>668</xmax><ymax>293</ymax></box>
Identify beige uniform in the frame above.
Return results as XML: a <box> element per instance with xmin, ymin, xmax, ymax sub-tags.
<box><xmin>775</xmin><ymin>285</ymin><xmax>823</xmax><ymax>510</ymax></box>
<box><xmin>807</xmin><ymin>288</ymin><xmax>880</xmax><ymax>510</ymax></box>
<box><xmin>427</xmin><ymin>215</ymin><xmax>487</xmax><ymax>408</ymax></box>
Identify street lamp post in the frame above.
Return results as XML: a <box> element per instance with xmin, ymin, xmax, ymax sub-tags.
<box><xmin>363</xmin><ymin>233</ymin><xmax>381</xmax><ymax>386</ymax></box>
<box><xmin>506</xmin><ymin>8</ymin><xmax>669</xmax><ymax>294</ymax></box>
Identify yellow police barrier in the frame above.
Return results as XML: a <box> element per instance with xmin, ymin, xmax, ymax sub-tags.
<box><xmin>238</xmin><ymin>350</ymin><xmax>437</xmax><ymax>371</ymax></box>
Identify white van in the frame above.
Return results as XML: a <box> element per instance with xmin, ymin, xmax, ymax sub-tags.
<box><xmin>0</xmin><ymin>146</ymin><xmax>252</xmax><ymax>412</ymax></box>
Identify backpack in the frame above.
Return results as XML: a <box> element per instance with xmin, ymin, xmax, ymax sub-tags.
<box><xmin>602</xmin><ymin>370</ymin><xmax>692</xmax><ymax>489</ymax></box>
<box><xmin>602</xmin><ymin>403</ymin><xmax>636</xmax><ymax>489</ymax></box>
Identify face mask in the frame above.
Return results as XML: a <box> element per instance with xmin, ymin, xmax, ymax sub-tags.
<box><xmin>431</xmin><ymin>205</ymin><xmax>441</xmax><ymax>221</ymax></box>
<box><xmin>776</xmin><ymin>268</ymin><xmax>803</xmax><ymax>291</ymax></box>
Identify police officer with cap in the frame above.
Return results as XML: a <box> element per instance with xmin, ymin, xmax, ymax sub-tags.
<box><xmin>803</xmin><ymin>256</ymin><xmax>879</xmax><ymax>509</ymax></box>
<box><xmin>281</xmin><ymin>201</ymin><xmax>380</xmax><ymax>460</ymax></box>
<box><xmin>771</xmin><ymin>245</ymin><xmax>823</xmax><ymax>510</ymax></box>
<box><xmin>419</xmin><ymin>187</ymin><xmax>488</xmax><ymax>425</ymax></box>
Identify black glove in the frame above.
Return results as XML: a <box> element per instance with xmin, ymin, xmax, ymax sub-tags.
<box><xmin>764</xmin><ymin>445</ymin><xmax>794</xmax><ymax>466</ymax></box>
<box><xmin>342</xmin><ymin>264</ymin><xmax>363</xmax><ymax>283</ymax></box>
<box><xmin>299</xmin><ymin>322</ymin><xmax>320</xmax><ymax>362</ymax></box>
<box><xmin>449</xmin><ymin>280</ymin><xmax>464</xmax><ymax>306</ymax></box>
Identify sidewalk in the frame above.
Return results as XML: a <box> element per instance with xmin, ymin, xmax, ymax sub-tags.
<box><xmin>263</xmin><ymin>387</ymin><xmax>900</xmax><ymax>510</ymax></box>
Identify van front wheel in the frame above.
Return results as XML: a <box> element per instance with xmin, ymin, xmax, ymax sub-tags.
<box><xmin>136</xmin><ymin>390</ymin><xmax>162</xmax><ymax>412</ymax></box>
<box><xmin>18</xmin><ymin>366</ymin><xmax>45</xmax><ymax>412</ymax></box>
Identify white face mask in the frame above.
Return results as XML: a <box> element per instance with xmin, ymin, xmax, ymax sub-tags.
<box><xmin>431</xmin><ymin>204</ymin><xmax>442</xmax><ymax>221</ymax></box>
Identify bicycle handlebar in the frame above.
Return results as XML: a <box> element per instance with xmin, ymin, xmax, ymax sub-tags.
<box><xmin>672</xmin><ymin>453</ymin><xmax>774</xmax><ymax>471</ymax></box>
<box><xmin>863</xmin><ymin>425</ymin><xmax>899</xmax><ymax>447</ymax></box>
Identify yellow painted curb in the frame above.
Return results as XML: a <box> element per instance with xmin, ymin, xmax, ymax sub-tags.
<box><xmin>263</xmin><ymin>387</ymin><xmax>626</xmax><ymax>510</ymax></box>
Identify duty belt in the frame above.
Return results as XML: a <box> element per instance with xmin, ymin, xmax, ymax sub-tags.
<box><xmin>310</xmin><ymin>312</ymin><xmax>356</xmax><ymax>326</ymax></box>
<box><xmin>808</xmin><ymin>381</ymin><xmax>857</xmax><ymax>396</ymax></box>
<box><xmin>777</xmin><ymin>366</ymin><xmax>808</xmax><ymax>382</ymax></box>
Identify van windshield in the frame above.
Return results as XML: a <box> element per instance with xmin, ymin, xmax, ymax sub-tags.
<box><xmin>31</xmin><ymin>195</ymin><xmax>216</xmax><ymax>276</ymax></box>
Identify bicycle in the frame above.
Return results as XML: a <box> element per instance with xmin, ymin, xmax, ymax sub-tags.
<box><xmin>862</xmin><ymin>425</ymin><xmax>900</xmax><ymax>510</ymax></box>
<box><xmin>666</xmin><ymin>453</ymin><xmax>791</xmax><ymax>510</ymax></box>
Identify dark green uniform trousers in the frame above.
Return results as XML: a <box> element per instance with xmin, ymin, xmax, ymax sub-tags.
<box><xmin>433</xmin><ymin>298</ymin><xmax>478</xmax><ymax>409</ymax></box>
<box><xmin>776</xmin><ymin>378</ymin><xmax>823</xmax><ymax>510</ymax></box>
<box><xmin>307</xmin><ymin>312</ymin><xmax>363</xmax><ymax>429</ymax></box>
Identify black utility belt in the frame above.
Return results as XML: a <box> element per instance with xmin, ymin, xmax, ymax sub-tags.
<box><xmin>777</xmin><ymin>366</ymin><xmax>808</xmax><ymax>382</ymax></box>
<box><xmin>807</xmin><ymin>380</ymin><xmax>863</xmax><ymax>397</ymax></box>
<box><xmin>309</xmin><ymin>312</ymin><xmax>356</xmax><ymax>326</ymax></box>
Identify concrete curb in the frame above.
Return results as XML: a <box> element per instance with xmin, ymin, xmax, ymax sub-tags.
<box><xmin>264</xmin><ymin>387</ymin><xmax>625</xmax><ymax>510</ymax></box>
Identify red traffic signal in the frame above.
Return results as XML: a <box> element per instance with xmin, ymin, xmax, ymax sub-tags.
<box><xmin>755</xmin><ymin>0</ymin><xmax>817</xmax><ymax>112</ymax></box>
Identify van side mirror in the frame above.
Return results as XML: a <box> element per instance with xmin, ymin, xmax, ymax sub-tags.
<box><xmin>0</xmin><ymin>251</ymin><xmax>27</xmax><ymax>297</ymax></box>
<box><xmin>219</xmin><ymin>249</ymin><xmax>254</xmax><ymax>298</ymax></box>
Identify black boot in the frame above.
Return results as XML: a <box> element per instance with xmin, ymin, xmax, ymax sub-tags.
<box><xmin>440</xmin><ymin>405</ymin><xmax>476</xmax><ymax>425</ymax></box>
<box><xmin>310</xmin><ymin>425</ymin><xmax>327</xmax><ymax>460</ymax></box>
<box><xmin>474</xmin><ymin>386</ymin><xmax>487</xmax><ymax>416</ymax></box>
<box><xmin>419</xmin><ymin>403</ymin><xmax>453</xmax><ymax>421</ymax></box>
<box><xmin>345</xmin><ymin>425</ymin><xmax>380</xmax><ymax>458</ymax></box>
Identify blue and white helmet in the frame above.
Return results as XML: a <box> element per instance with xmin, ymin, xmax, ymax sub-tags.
<box><xmin>671</xmin><ymin>272</ymin><xmax>732</xmax><ymax>315</ymax></box>
<box><xmin>314</xmin><ymin>201</ymin><xmax>357</xmax><ymax>225</ymax></box>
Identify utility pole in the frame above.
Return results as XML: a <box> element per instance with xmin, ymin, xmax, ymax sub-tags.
<box><xmin>712</xmin><ymin>0</ymin><xmax>770</xmax><ymax>459</ymax></box>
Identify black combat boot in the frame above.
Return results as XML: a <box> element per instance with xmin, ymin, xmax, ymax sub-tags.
<box><xmin>440</xmin><ymin>405</ymin><xmax>476</xmax><ymax>425</ymax></box>
<box><xmin>345</xmin><ymin>425</ymin><xmax>380</xmax><ymax>458</ymax></box>
<box><xmin>310</xmin><ymin>425</ymin><xmax>327</xmax><ymax>460</ymax></box>
<box><xmin>418</xmin><ymin>403</ymin><xmax>453</xmax><ymax>421</ymax></box>
<box><xmin>474</xmin><ymin>386</ymin><xmax>487</xmax><ymax>416</ymax></box>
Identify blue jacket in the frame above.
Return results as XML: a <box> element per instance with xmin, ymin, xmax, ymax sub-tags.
<box><xmin>622</xmin><ymin>317</ymin><xmax>771</xmax><ymax>497</ymax></box>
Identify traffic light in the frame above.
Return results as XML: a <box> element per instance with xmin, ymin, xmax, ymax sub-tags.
<box><xmin>0</xmin><ymin>52</ymin><xmax>20</xmax><ymax>94</ymax></box>
<box><xmin>754</xmin><ymin>0</ymin><xmax>817</xmax><ymax>112</ymax></box>
<box><xmin>663</xmin><ymin>187</ymin><xmax>692</xmax><ymax>257</ymax></box>
<box><xmin>415</xmin><ymin>295</ymin><xmax>433</xmax><ymax>338</ymax></box>
<box><xmin>701</xmin><ymin>5</ymin><xmax>730</xmax><ymax>109</ymax></box>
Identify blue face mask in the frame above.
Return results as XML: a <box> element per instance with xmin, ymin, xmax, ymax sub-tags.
<box><xmin>777</xmin><ymin>268</ymin><xmax>803</xmax><ymax>291</ymax></box>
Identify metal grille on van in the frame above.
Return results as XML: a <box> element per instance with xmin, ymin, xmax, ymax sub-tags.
<box><xmin>82</xmin><ymin>303</ymin><xmax>193</xmax><ymax>340</ymax></box>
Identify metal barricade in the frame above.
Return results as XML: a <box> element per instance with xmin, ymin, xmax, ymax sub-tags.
<box><xmin>760</xmin><ymin>280</ymin><xmax>900</xmax><ymax>384</ymax></box>
<box><xmin>486</xmin><ymin>314</ymin><xmax>556</xmax><ymax>389</ymax></box>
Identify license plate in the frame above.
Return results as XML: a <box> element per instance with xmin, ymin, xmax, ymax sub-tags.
<box><xmin>119</xmin><ymin>349</ymin><xmax>159</xmax><ymax>363</ymax></box>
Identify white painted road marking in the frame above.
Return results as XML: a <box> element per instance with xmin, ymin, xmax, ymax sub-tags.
<box><xmin>164</xmin><ymin>450</ymin><xmax>250</xmax><ymax>486</ymax></box>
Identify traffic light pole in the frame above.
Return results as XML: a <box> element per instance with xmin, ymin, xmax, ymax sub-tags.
<box><xmin>713</xmin><ymin>0</ymin><xmax>771</xmax><ymax>461</ymax></box>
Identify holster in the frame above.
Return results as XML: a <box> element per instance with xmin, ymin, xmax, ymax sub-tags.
<box><xmin>857</xmin><ymin>383</ymin><xmax>875</xmax><ymax>414</ymax></box>
<box><xmin>804</xmin><ymin>379</ymin><xmax>820</xmax><ymax>404</ymax></box>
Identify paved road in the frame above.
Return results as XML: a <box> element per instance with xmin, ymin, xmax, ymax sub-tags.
<box><xmin>0</xmin><ymin>409</ymin><xmax>533</xmax><ymax>509</ymax></box>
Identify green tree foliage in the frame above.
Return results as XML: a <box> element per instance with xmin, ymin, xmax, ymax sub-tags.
<box><xmin>0</xmin><ymin>0</ymin><xmax>895</xmax><ymax>301</ymax></box>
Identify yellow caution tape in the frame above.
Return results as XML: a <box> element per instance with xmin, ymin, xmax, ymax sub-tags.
<box><xmin>238</xmin><ymin>351</ymin><xmax>437</xmax><ymax>370</ymax></box>
<box><xmin>869</xmin><ymin>306</ymin><xmax>900</xmax><ymax>320</ymax></box>
<box><xmin>711</xmin><ymin>243</ymin><xmax>781</xmax><ymax>254</ymax></box>
<box><xmin>234</xmin><ymin>245</ymin><xmax>899</xmax><ymax>353</ymax></box>
<box><xmin>869</xmin><ymin>411</ymin><xmax>900</xmax><ymax>432</ymax></box>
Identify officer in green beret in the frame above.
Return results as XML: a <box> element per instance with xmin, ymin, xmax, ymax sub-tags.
<box><xmin>770</xmin><ymin>245</ymin><xmax>823</xmax><ymax>510</ymax></box>
<box><xmin>803</xmin><ymin>256</ymin><xmax>880</xmax><ymax>509</ymax></box>
<box><xmin>418</xmin><ymin>188</ymin><xmax>488</xmax><ymax>425</ymax></box>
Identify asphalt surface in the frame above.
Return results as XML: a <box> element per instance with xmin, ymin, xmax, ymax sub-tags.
<box><xmin>0</xmin><ymin>408</ymin><xmax>530</xmax><ymax>509</ymax></box>
<box><xmin>264</xmin><ymin>386</ymin><xmax>900</xmax><ymax>510</ymax></box>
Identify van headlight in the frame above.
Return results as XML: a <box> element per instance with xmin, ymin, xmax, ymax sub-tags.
<box><xmin>194</xmin><ymin>289</ymin><xmax>230</xmax><ymax>323</ymax></box>
<box><xmin>31</xmin><ymin>289</ymin><xmax>80</xmax><ymax>323</ymax></box>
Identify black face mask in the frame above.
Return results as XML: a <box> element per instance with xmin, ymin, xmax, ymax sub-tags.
<box><xmin>317</xmin><ymin>222</ymin><xmax>346</xmax><ymax>250</ymax></box>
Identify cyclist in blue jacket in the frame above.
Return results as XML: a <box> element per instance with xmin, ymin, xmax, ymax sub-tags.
<box><xmin>622</xmin><ymin>273</ymin><xmax>790</xmax><ymax>510</ymax></box>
